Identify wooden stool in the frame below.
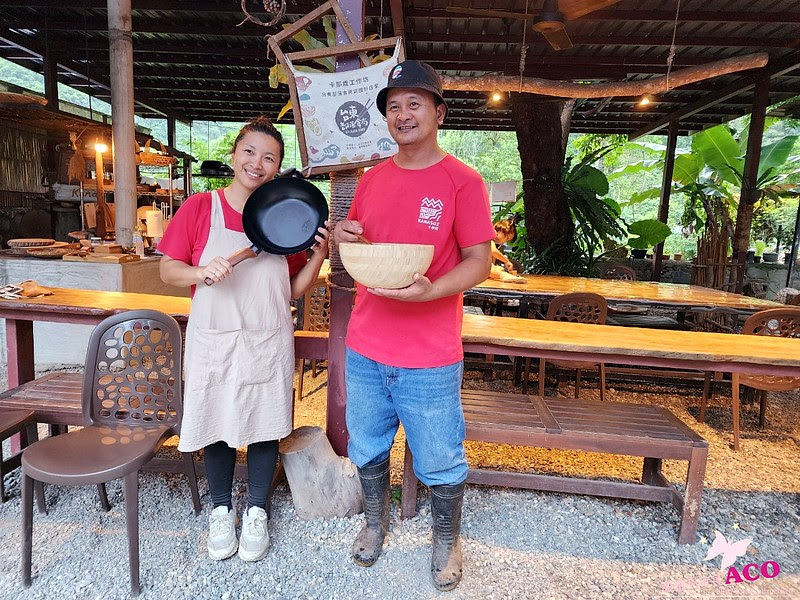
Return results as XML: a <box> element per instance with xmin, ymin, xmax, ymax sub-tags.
<box><xmin>0</xmin><ymin>409</ymin><xmax>37</xmax><ymax>502</ymax></box>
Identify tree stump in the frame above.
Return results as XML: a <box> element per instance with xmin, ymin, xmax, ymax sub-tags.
<box><xmin>279</xmin><ymin>426</ymin><xmax>363</xmax><ymax>520</ymax></box>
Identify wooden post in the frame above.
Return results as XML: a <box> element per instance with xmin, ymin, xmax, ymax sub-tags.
<box><xmin>42</xmin><ymin>45</ymin><xmax>58</xmax><ymax>109</ymax></box>
<box><xmin>651</xmin><ymin>120</ymin><xmax>679</xmax><ymax>281</ymax></box>
<box><xmin>107</xmin><ymin>0</ymin><xmax>137</xmax><ymax>247</ymax></box>
<box><xmin>326</xmin><ymin>0</ymin><xmax>365</xmax><ymax>457</ymax></box>
<box><xmin>732</xmin><ymin>73</ymin><xmax>770</xmax><ymax>255</ymax></box>
<box><xmin>94</xmin><ymin>143</ymin><xmax>107</xmax><ymax>238</ymax></box>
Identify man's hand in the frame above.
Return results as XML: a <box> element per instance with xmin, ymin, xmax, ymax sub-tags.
<box><xmin>333</xmin><ymin>219</ymin><xmax>364</xmax><ymax>244</ymax></box>
<box><xmin>368</xmin><ymin>273</ymin><xmax>433</xmax><ymax>302</ymax></box>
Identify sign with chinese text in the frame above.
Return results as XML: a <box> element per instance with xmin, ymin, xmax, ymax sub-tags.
<box><xmin>286</xmin><ymin>42</ymin><xmax>401</xmax><ymax>174</ymax></box>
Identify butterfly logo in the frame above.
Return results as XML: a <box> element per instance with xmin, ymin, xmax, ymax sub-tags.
<box><xmin>704</xmin><ymin>530</ymin><xmax>752</xmax><ymax>571</ymax></box>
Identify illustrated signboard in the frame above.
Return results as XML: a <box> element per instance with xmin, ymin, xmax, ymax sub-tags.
<box><xmin>285</xmin><ymin>43</ymin><xmax>401</xmax><ymax>173</ymax></box>
<box><xmin>267</xmin><ymin>0</ymin><xmax>405</xmax><ymax>175</ymax></box>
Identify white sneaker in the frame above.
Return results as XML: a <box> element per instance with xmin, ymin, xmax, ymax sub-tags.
<box><xmin>238</xmin><ymin>506</ymin><xmax>270</xmax><ymax>562</ymax></box>
<box><xmin>207</xmin><ymin>506</ymin><xmax>238</xmax><ymax>560</ymax></box>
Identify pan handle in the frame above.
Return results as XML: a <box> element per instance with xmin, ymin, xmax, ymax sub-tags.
<box><xmin>203</xmin><ymin>245</ymin><xmax>261</xmax><ymax>286</ymax></box>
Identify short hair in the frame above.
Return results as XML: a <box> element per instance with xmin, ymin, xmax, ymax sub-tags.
<box><xmin>493</xmin><ymin>218</ymin><xmax>517</xmax><ymax>243</ymax></box>
<box><xmin>232</xmin><ymin>115</ymin><xmax>285</xmax><ymax>165</ymax></box>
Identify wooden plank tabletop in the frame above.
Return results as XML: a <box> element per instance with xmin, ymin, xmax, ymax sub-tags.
<box><xmin>0</xmin><ymin>288</ymin><xmax>191</xmax><ymax>322</ymax></box>
<box><xmin>461</xmin><ymin>313</ymin><xmax>800</xmax><ymax>373</ymax></box>
<box><xmin>474</xmin><ymin>274</ymin><xmax>780</xmax><ymax>311</ymax></box>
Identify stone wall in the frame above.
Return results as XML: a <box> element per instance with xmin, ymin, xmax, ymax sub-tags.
<box><xmin>599</xmin><ymin>258</ymin><xmax>800</xmax><ymax>299</ymax></box>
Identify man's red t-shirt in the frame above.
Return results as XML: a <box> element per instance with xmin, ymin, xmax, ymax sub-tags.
<box><xmin>158</xmin><ymin>190</ymin><xmax>306</xmax><ymax>290</ymax></box>
<box><xmin>346</xmin><ymin>155</ymin><xmax>495</xmax><ymax>368</ymax></box>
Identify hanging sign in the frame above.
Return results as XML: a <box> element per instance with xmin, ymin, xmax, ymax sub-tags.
<box><xmin>266</xmin><ymin>0</ymin><xmax>404</xmax><ymax>175</ymax></box>
<box><xmin>284</xmin><ymin>40</ymin><xmax>402</xmax><ymax>174</ymax></box>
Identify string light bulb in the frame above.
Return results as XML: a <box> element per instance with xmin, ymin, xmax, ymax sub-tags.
<box><xmin>638</xmin><ymin>95</ymin><xmax>654</xmax><ymax>107</ymax></box>
<box><xmin>491</xmin><ymin>91</ymin><xmax>504</xmax><ymax>103</ymax></box>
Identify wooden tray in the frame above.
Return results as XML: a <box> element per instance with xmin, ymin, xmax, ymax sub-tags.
<box><xmin>7</xmin><ymin>238</ymin><xmax>55</xmax><ymax>248</ymax></box>
<box><xmin>27</xmin><ymin>247</ymin><xmax>74</xmax><ymax>259</ymax></box>
<box><xmin>62</xmin><ymin>253</ymin><xmax>141</xmax><ymax>264</ymax></box>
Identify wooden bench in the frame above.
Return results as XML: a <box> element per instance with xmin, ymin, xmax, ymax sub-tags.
<box><xmin>401</xmin><ymin>389</ymin><xmax>708</xmax><ymax>544</ymax></box>
<box><xmin>0</xmin><ymin>372</ymin><xmax>83</xmax><ymax>427</ymax></box>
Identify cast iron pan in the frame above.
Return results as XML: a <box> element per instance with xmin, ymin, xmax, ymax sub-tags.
<box><xmin>204</xmin><ymin>169</ymin><xmax>328</xmax><ymax>285</ymax></box>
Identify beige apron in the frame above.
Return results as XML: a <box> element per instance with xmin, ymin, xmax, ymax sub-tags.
<box><xmin>178</xmin><ymin>190</ymin><xmax>294</xmax><ymax>452</ymax></box>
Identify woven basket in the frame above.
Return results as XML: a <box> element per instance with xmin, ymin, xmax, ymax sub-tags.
<box><xmin>339</xmin><ymin>242</ymin><xmax>434</xmax><ymax>289</ymax></box>
<box><xmin>139</xmin><ymin>138</ymin><xmax>177</xmax><ymax>166</ymax></box>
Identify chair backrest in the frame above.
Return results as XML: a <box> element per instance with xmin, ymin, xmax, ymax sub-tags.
<box><xmin>546</xmin><ymin>292</ymin><xmax>608</xmax><ymax>324</ymax></box>
<box><xmin>83</xmin><ymin>310</ymin><xmax>183</xmax><ymax>431</ymax></box>
<box><xmin>600</xmin><ymin>263</ymin><xmax>636</xmax><ymax>281</ymax></box>
<box><xmin>742</xmin><ymin>307</ymin><xmax>800</xmax><ymax>338</ymax></box>
<box><xmin>302</xmin><ymin>284</ymin><xmax>330</xmax><ymax>332</ymax></box>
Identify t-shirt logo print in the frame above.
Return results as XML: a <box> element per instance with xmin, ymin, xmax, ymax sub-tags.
<box><xmin>417</xmin><ymin>197</ymin><xmax>443</xmax><ymax>230</ymax></box>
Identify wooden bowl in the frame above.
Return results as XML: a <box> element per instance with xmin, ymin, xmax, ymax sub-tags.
<box><xmin>339</xmin><ymin>242</ymin><xmax>434</xmax><ymax>289</ymax></box>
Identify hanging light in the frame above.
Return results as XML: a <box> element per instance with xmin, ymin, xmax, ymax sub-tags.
<box><xmin>638</xmin><ymin>95</ymin><xmax>654</xmax><ymax>108</ymax></box>
<box><xmin>94</xmin><ymin>140</ymin><xmax>108</xmax><ymax>153</ymax></box>
<box><xmin>490</xmin><ymin>91</ymin><xmax>504</xmax><ymax>104</ymax></box>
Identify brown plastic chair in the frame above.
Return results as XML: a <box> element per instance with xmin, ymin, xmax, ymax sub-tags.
<box><xmin>0</xmin><ymin>409</ymin><xmax>38</xmax><ymax>503</ymax></box>
<box><xmin>699</xmin><ymin>307</ymin><xmax>800</xmax><ymax>450</ymax></box>
<box><xmin>600</xmin><ymin>263</ymin><xmax>637</xmax><ymax>281</ymax></box>
<box><xmin>21</xmin><ymin>310</ymin><xmax>201</xmax><ymax>596</ymax></box>
<box><xmin>524</xmin><ymin>292</ymin><xmax>608</xmax><ymax>401</ymax></box>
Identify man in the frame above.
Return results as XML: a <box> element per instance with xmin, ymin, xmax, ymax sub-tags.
<box><xmin>334</xmin><ymin>60</ymin><xmax>494</xmax><ymax>591</ymax></box>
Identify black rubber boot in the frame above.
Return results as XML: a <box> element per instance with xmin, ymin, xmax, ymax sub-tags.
<box><xmin>430</xmin><ymin>481</ymin><xmax>466</xmax><ymax>591</ymax></box>
<box><xmin>352</xmin><ymin>457</ymin><xmax>390</xmax><ymax>567</ymax></box>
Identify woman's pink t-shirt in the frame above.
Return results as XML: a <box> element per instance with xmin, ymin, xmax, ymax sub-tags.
<box><xmin>158</xmin><ymin>190</ymin><xmax>306</xmax><ymax>293</ymax></box>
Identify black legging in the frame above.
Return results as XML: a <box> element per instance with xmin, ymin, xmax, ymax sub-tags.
<box><xmin>204</xmin><ymin>440</ymin><xmax>279</xmax><ymax>510</ymax></box>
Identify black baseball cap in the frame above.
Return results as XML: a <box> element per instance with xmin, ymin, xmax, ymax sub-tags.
<box><xmin>376</xmin><ymin>60</ymin><xmax>447</xmax><ymax>116</ymax></box>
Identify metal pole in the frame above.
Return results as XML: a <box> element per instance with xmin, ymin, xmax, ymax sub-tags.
<box><xmin>787</xmin><ymin>197</ymin><xmax>800</xmax><ymax>288</ymax></box>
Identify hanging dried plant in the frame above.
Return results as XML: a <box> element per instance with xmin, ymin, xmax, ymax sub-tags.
<box><xmin>237</xmin><ymin>0</ymin><xmax>286</xmax><ymax>28</ymax></box>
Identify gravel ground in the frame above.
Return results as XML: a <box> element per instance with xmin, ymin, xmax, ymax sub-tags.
<box><xmin>1</xmin><ymin>364</ymin><xmax>799</xmax><ymax>600</ymax></box>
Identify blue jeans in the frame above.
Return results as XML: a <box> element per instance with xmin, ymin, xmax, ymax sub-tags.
<box><xmin>345</xmin><ymin>348</ymin><xmax>467</xmax><ymax>486</ymax></box>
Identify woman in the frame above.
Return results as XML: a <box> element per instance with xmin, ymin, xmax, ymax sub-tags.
<box><xmin>491</xmin><ymin>216</ymin><xmax>518</xmax><ymax>274</ymax></box>
<box><xmin>159</xmin><ymin>116</ymin><xmax>329</xmax><ymax>562</ymax></box>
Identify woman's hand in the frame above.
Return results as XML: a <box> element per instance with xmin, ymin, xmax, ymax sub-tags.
<box><xmin>311</xmin><ymin>220</ymin><xmax>330</xmax><ymax>259</ymax></box>
<box><xmin>199</xmin><ymin>256</ymin><xmax>233</xmax><ymax>285</ymax></box>
<box><xmin>334</xmin><ymin>219</ymin><xmax>364</xmax><ymax>244</ymax></box>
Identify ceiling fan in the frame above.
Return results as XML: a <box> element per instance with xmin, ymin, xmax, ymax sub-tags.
<box><xmin>445</xmin><ymin>0</ymin><xmax>621</xmax><ymax>51</ymax></box>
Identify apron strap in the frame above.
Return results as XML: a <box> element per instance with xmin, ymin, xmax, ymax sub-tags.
<box><xmin>210</xmin><ymin>189</ymin><xmax>224</xmax><ymax>229</ymax></box>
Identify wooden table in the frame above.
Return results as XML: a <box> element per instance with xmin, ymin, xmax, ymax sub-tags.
<box><xmin>2</xmin><ymin>290</ymin><xmax>798</xmax><ymax>450</ymax></box>
<box><xmin>473</xmin><ymin>274</ymin><xmax>780</xmax><ymax>314</ymax></box>
<box><xmin>461</xmin><ymin>313</ymin><xmax>800</xmax><ymax>449</ymax></box>
<box><xmin>0</xmin><ymin>288</ymin><xmax>324</xmax><ymax>390</ymax></box>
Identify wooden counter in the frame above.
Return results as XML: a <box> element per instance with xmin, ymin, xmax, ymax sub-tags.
<box><xmin>0</xmin><ymin>255</ymin><xmax>187</xmax><ymax>367</ymax></box>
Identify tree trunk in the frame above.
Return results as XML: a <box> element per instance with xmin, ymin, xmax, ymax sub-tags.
<box><xmin>511</xmin><ymin>95</ymin><xmax>574</xmax><ymax>254</ymax></box>
<box><xmin>732</xmin><ymin>194</ymin><xmax>757</xmax><ymax>255</ymax></box>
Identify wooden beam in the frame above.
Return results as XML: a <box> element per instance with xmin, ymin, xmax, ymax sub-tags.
<box><xmin>442</xmin><ymin>53</ymin><xmax>769</xmax><ymax>98</ymax></box>
<box><xmin>630</xmin><ymin>54</ymin><xmax>800</xmax><ymax>139</ymax></box>
<box><xmin>389</xmin><ymin>0</ymin><xmax>404</xmax><ymax>38</ymax></box>
<box><xmin>414</xmin><ymin>8</ymin><xmax>800</xmax><ymax>24</ymax></box>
